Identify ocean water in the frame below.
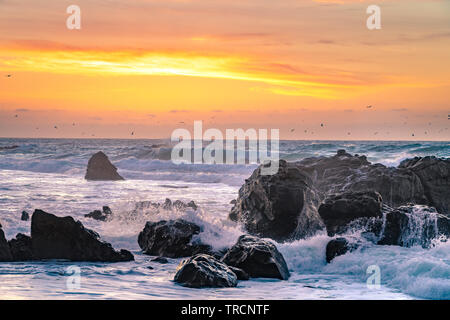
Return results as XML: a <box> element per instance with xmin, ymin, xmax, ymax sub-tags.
<box><xmin>0</xmin><ymin>138</ymin><xmax>449</xmax><ymax>300</ymax></box>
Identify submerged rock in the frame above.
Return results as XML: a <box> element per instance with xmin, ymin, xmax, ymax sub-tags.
<box><xmin>151</xmin><ymin>256</ymin><xmax>169</xmax><ymax>264</ymax></box>
<box><xmin>85</xmin><ymin>151</ymin><xmax>124</xmax><ymax>181</ymax></box>
<box><xmin>378</xmin><ymin>205</ymin><xmax>450</xmax><ymax>248</ymax></box>
<box><xmin>84</xmin><ymin>206</ymin><xmax>113</xmax><ymax>222</ymax></box>
<box><xmin>0</xmin><ymin>222</ymin><xmax>13</xmax><ymax>262</ymax></box>
<box><xmin>326</xmin><ymin>237</ymin><xmax>358</xmax><ymax>263</ymax></box>
<box><xmin>31</xmin><ymin>209</ymin><xmax>133</xmax><ymax>262</ymax></box>
<box><xmin>229</xmin><ymin>160</ymin><xmax>324</xmax><ymax>242</ymax></box>
<box><xmin>138</xmin><ymin>219</ymin><xmax>211</xmax><ymax>258</ymax></box>
<box><xmin>21</xmin><ymin>211</ymin><xmax>30</xmax><ymax>221</ymax></box>
<box><xmin>8</xmin><ymin>233</ymin><xmax>33</xmax><ymax>261</ymax></box>
<box><xmin>221</xmin><ymin>235</ymin><xmax>290</xmax><ymax>280</ymax></box>
<box><xmin>318</xmin><ymin>191</ymin><xmax>383</xmax><ymax>236</ymax></box>
<box><xmin>174</xmin><ymin>254</ymin><xmax>237</xmax><ymax>288</ymax></box>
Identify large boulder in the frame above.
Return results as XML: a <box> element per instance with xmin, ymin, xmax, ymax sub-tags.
<box><xmin>0</xmin><ymin>222</ymin><xmax>13</xmax><ymax>262</ymax></box>
<box><xmin>85</xmin><ymin>151</ymin><xmax>124</xmax><ymax>181</ymax></box>
<box><xmin>174</xmin><ymin>254</ymin><xmax>238</xmax><ymax>288</ymax></box>
<box><xmin>378</xmin><ymin>205</ymin><xmax>450</xmax><ymax>248</ymax></box>
<box><xmin>399</xmin><ymin>157</ymin><xmax>450</xmax><ymax>215</ymax></box>
<box><xmin>8</xmin><ymin>233</ymin><xmax>33</xmax><ymax>261</ymax></box>
<box><xmin>221</xmin><ymin>235</ymin><xmax>290</xmax><ymax>280</ymax></box>
<box><xmin>229</xmin><ymin>160</ymin><xmax>324</xmax><ymax>242</ymax></box>
<box><xmin>31</xmin><ymin>209</ymin><xmax>133</xmax><ymax>262</ymax></box>
<box><xmin>318</xmin><ymin>191</ymin><xmax>383</xmax><ymax>236</ymax></box>
<box><xmin>138</xmin><ymin>219</ymin><xmax>211</xmax><ymax>258</ymax></box>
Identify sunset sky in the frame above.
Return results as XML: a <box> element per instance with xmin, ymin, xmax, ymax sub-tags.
<box><xmin>0</xmin><ymin>0</ymin><xmax>449</xmax><ymax>140</ymax></box>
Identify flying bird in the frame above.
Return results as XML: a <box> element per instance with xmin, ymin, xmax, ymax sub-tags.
<box><xmin>320</xmin><ymin>123</ymin><xmax>324</xmax><ymax>127</ymax></box>
<box><xmin>366</xmin><ymin>105</ymin><xmax>373</xmax><ymax>109</ymax></box>
<box><xmin>6</xmin><ymin>74</ymin><xmax>12</xmax><ymax>78</ymax></box>
<box><xmin>290</xmin><ymin>128</ymin><xmax>295</xmax><ymax>132</ymax></box>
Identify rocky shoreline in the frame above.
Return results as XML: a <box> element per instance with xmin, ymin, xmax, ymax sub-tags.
<box><xmin>1</xmin><ymin>150</ymin><xmax>449</xmax><ymax>288</ymax></box>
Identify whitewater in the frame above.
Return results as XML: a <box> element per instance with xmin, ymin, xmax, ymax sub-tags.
<box><xmin>0</xmin><ymin>138</ymin><xmax>449</xmax><ymax>300</ymax></box>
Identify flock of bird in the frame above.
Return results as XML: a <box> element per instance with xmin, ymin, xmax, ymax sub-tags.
<box><xmin>5</xmin><ymin>74</ymin><xmax>448</xmax><ymax>138</ymax></box>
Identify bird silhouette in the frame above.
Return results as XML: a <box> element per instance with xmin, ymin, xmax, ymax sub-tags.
<box><xmin>290</xmin><ymin>128</ymin><xmax>295</xmax><ymax>132</ymax></box>
<box><xmin>366</xmin><ymin>105</ymin><xmax>373</xmax><ymax>109</ymax></box>
<box><xmin>6</xmin><ymin>74</ymin><xmax>12</xmax><ymax>78</ymax></box>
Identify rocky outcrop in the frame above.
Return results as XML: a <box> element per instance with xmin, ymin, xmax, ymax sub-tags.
<box><xmin>85</xmin><ymin>151</ymin><xmax>124</xmax><ymax>181</ymax></box>
<box><xmin>399</xmin><ymin>157</ymin><xmax>450</xmax><ymax>215</ymax></box>
<box><xmin>85</xmin><ymin>206</ymin><xmax>113</xmax><ymax>222</ymax></box>
<box><xmin>378</xmin><ymin>205</ymin><xmax>450</xmax><ymax>248</ymax></box>
<box><xmin>0</xmin><ymin>222</ymin><xmax>13</xmax><ymax>262</ymax></box>
<box><xmin>8</xmin><ymin>233</ymin><xmax>33</xmax><ymax>261</ymax></box>
<box><xmin>31</xmin><ymin>209</ymin><xmax>133</xmax><ymax>262</ymax></box>
<box><xmin>229</xmin><ymin>160</ymin><xmax>324</xmax><ymax>242</ymax></box>
<box><xmin>230</xmin><ymin>151</ymin><xmax>449</xmax><ymax>242</ymax></box>
<box><xmin>174</xmin><ymin>254</ymin><xmax>237</xmax><ymax>288</ymax></box>
<box><xmin>221</xmin><ymin>235</ymin><xmax>290</xmax><ymax>280</ymax></box>
<box><xmin>21</xmin><ymin>211</ymin><xmax>30</xmax><ymax>221</ymax></box>
<box><xmin>325</xmin><ymin>237</ymin><xmax>358</xmax><ymax>263</ymax></box>
<box><xmin>318</xmin><ymin>191</ymin><xmax>383</xmax><ymax>236</ymax></box>
<box><xmin>138</xmin><ymin>219</ymin><xmax>211</xmax><ymax>258</ymax></box>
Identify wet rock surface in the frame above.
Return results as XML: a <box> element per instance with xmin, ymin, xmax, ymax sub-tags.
<box><xmin>174</xmin><ymin>254</ymin><xmax>237</xmax><ymax>288</ymax></box>
<box><xmin>0</xmin><ymin>222</ymin><xmax>13</xmax><ymax>262</ymax></box>
<box><xmin>31</xmin><ymin>209</ymin><xmax>134</xmax><ymax>262</ymax></box>
<box><xmin>138</xmin><ymin>219</ymin><xmax>211</xmax><ymax>258</ymax></box>
<box><xmin>230</xmin><ymin>151</ymin><xmax>449</xmax><ymax>242</ymax></box>
<box><xmin>221</xmin><ymin>235</ymin><xmax>290</xmax><ymax>280</ymax></box>
<box><xmin>229</xmin><ymin>160</ymin><xmax>324</xmax><ymax>242</ymax></box>
<box><xmin>318</xmin><ymin>191</ymin><xmax>383</xmax><ymax>236</ymax></box>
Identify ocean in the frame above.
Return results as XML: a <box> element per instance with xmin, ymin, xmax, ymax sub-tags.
<box><xmin>0</xmin><ymin>138</ymin><xmax>449</xmax><ymax>300</ymax></box>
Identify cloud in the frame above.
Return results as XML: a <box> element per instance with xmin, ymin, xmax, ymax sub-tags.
<box><xmin>15</xmin><ymin>108</ymin><xmax>29</xmax><ymax>112</ymax></box>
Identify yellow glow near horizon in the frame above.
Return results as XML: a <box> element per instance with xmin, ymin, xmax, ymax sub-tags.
<box><xmin>0</xmin><ymin>49</ymin><xmax>365</xmax><ymax>99</ymax></box>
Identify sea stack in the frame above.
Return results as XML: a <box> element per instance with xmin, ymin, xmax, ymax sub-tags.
<box><xmin>85</xmin><ymin>151</ymin><xmax>124</xmax><ymax>181</ymax></box>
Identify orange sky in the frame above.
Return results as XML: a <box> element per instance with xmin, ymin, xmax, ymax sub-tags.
<box><xmin>0</xmin><ymin>0</ymin><xmax>449</xmax><ymax>140</ymax></box>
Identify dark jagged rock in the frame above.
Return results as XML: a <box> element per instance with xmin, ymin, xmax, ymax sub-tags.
<box><xmin>378</xmin><ymin>205</ymin><xmax>450</xmax><ymax>248</ymax></box>
<box><xmin>228</xmin><ymin>266</ymin><xmax>250</xmax><ymax>280</ymax></box>
<box><xmin>326</xmin><ymin>237</ymin><xmax>358</xmax><ymax>263</ymax></box>
<box><xmin>84</xmin><ymin>206</ymin><xmax>113</xmax><ymax>222</ymax></box>
<box><xmin>31</xmin><ymin>209</ymin><xmax>133</xmax><ymax>262</ymax></box>
<box><xmin>138</xmin><ymin>219</ymin><xmax>211</xmax><ymax>258</ymax></box>
<box><xmin>174</xmin><ymin>254</ymin><xmax>237</xmax><ymax>288</ymax></box>
<box><xmin>21</xmin><ymin>211</ymin><xmax>30</xmax><ymax>221</ymax></box>
<box><xmin>318</xmin><ymin>191</ymin><xmax>383</xmax><ymax>236</ymax></box>
<box><xmin>85</xmin><ymin>151</ymin><xmax>124</xmax><ymax>181</ymax></box>
<box><xmin>399</xmin><ymin>157</ymin><xmax>450</xmax><ymax>215</ymax></box>
<box><xmin>296</xmin><ymin>151</ymin><xmax>429</xmax><ymax>210</ymax></box>
<box><xmin>8</xmin><ymin>233</ymin><xmax>33</xmax><ymax>261</ymax></box>
<box><xmin>0</xmin><ymin>222</ymin><xmax>13</xmax><ymax>262</ymax></box>
<box><xmin>134</xmin><ymin>199</ymin><xmax>198</xmax><ymax>213</ymax></box>
<box><xmin>151</xmin><ymin>257</ymin><xmax>169</xmax><ymax>264</ymax></box>
<box><xmin>221</xmin><ymin>235</ymin><xmax>290</xmax><ymax>280</ymax></box>
<box><xmin>230</xmin><ymin>150</ymin><xmax>449</xmax><ymax>242</ymax></box>
<box><xmin>229</xmin><ymin>160</ymin><xmax>324</xmax><ymax>242</ymax></box>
